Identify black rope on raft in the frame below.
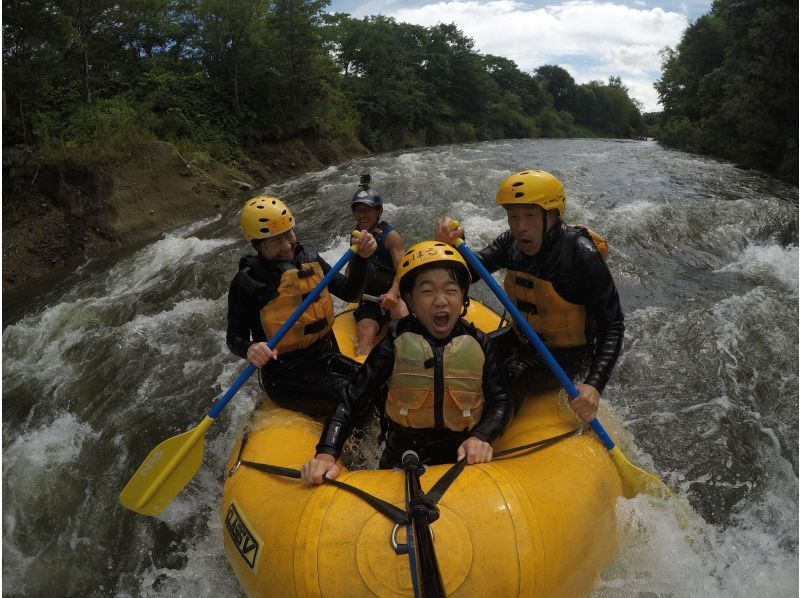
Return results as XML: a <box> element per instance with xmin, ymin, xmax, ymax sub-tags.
<box><xmin>424</xmin><ymin>426</ymin><xmax>583</xmax><ymax>506</ymax></box>
<box><xmin>236</xmin><ymin>426</ymin><xmax>582</xmax><ymax>523</ymax></box>
<box><xmin>239</xmin><ymin>460</ymin><xmax>409</xmax><ymax>525</ymax></box>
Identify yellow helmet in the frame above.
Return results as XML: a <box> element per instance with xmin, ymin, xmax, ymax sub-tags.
<box><xmin>396</xmin><ymin>241</ymin><xmax>471</xmax><ymax>296</ymax></box>
<box><xmin>495</xmin><ymin>170</ymin><xmax>565</xmax><ymax>218</ymax></box>
<box><xmin>240</xmin><ymin>196</ymin><xmax>294</xmax><ymax>241</ymax></box>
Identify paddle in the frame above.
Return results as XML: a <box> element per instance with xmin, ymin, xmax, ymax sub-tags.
<box><xmin>450</xmin><ymin>233</ymin><xmax>673</xmax><ymax>499</ymax></box>
<box><xmin>119</xmin><ymin>238</ymin><xmax>363</xmax><ymax>516</ymax></box>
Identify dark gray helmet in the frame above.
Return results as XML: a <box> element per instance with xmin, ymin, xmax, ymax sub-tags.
<box><xmin>351</xmin><ymin>187</ymin><xmax>382</xmax><ymax>210</ymax></box>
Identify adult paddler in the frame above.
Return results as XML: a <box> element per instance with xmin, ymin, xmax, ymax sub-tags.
<box><xmin>436</xmin><ymin>170</ymin><xmax>625</xmax><ymax>424</ymax></box>
<box><xmin>226</xmin><ymin>195</ymin><xmax>377</xmax><ymax>416</ymax></box>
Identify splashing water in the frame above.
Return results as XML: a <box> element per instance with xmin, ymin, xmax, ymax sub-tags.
<box><xmin>3</xmin><ymin>139</ymin><xmax>797</xmax><ymax>596</ymax></box>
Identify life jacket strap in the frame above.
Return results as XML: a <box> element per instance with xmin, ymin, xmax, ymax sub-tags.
<box><xmin>515</xmin><ymin>299</ymin><xmax>538</xmax><ymax>314</ymax></box>
<box><xmin>303</xmin><ymin>318</ymin><xmax>330</xmax><ymax>335</ymax></box>
<box><xmin>514</xmin><ymin>277</ymin><xmax>535</xmax><ymax>289</ymax></box>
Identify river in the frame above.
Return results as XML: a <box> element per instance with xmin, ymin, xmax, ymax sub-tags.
<box><xmin>3</xmin><ymin>138</ymin><xmax>798</xmax><ymax>596</ymax></box>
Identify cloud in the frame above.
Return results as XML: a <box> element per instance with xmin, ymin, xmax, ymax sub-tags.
<box><xmin>383</xmin><ymin>0</ymin><xmax>689</xmax><ymax>111</ymax></box>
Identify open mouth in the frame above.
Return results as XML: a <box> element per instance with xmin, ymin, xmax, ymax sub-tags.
<box><xmin>432</xmin><ymin>313</ymin><xmax>452</xmax><ymax>332</ymax></box>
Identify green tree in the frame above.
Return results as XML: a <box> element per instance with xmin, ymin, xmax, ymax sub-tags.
<box><xmin>654</xmin><ymin>0</ymin><xmax>797</xmax><ymax>177</ymax></box>
<box><xmin>3</xmin><ymin>0</ymin><xmax>74</xmax><ymax>143</ymax></box>
<box><xmin>534</xmin><ymin>65</ymin><xmax>577</xmax><ymax>112</ymax></box>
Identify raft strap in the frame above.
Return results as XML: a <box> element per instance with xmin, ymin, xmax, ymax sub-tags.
<box><xmin>494</xmin><ymin>426</ymin><xmax>583</xmax><ymax>459</ymax></box>
<box><xmin>424</xmin><ymin>426</ymin><xmax>583</xmax><ymax>506</ymax></box>
<box><xmin>239</xmin><ymin>460</ymin><xmax>408</xmax><ymax>525</ymax></box>
<box><xmin>403</xmin><ymin>450</ymin><xmax>445</xmax><ymax>598</ymax></box>
<box><xmin>236</xmin><ymin>426</ymin><xmax>582</xmax><ymax>527</ymax></box>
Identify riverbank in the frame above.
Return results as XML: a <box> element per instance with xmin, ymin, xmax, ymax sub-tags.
<box><xmin>2</xmin><ymin>136</ymin><xmax>368</xmax><ymax>306</ymax></box>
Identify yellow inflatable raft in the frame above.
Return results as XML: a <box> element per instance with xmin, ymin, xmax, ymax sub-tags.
<box><xmin>221</xmin><ymin>301</ymin><xmax>622</xmax><ymax>596</ymax></box>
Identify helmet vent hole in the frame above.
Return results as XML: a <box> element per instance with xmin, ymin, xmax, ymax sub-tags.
<box><xmin>512</xmin><ymin>182</ymin><xmax>523</xmax><ymax>187</ymax></box>
<box><xmin>272</xmin><ymin>200</ymin><xmax>277</xmax><ymax>204</ymax></box>
<box><xmin>444</xmin><ymin>250</ymin><xmax>454</xmax><ymax>255</ymax></box>
<box><xmin>256</xmin><ymin>205</ymin><xmax>264</xmax><ymax>209</ymax></box>
<box><xmin>259</xmin><ymin>218</ymin><xmax>268</xmax><ymax>222</ymax></box>
<box><xmin>260</xmin><ymin>227</ymin><xmax>270</xmax><ymax>233</ymax></box>
<box><xmin>402</xmin><ymin>260</ymin><xmax>410</xmax><ymax>267</ymax></box>
<box><xmin>281</xmin><ymin>210</ymin><xmax>286</xmax><ymax>215</ymax></box>
<box><xmin>521</xmin><ymin>171</ymin><xmax>530</xmax><ymax>175</ymax></box>
<box><xmin>514</xmin><ymin>192</ymin><xmax>525</xmax><ymax>198</ymax></box>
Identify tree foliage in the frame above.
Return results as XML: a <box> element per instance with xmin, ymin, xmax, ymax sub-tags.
<box><xmin>654</xmin><ymin>0</ymin><xmax>798</xmax><ymax>178</ymax></box>
<box><xmin>3</xmin><ymin>0</ymin><xmax>647</xmax><ymax>159</ymax></box>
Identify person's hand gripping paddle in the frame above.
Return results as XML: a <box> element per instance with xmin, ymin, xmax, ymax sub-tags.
<box><xmin>448</xmin><ymin>223</ymin><xmax>672</xmax><ymax>499</ymax></box>
<box><xmin>120</xmin><ymin>235</ymin><xmax>365</xmax><ymax>516</ymax></box>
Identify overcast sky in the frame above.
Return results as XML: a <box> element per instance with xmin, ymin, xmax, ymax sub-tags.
<box><xmin>323</xmin><ymin>0</ymin><xmax>714</xmax><ymax>112</ymax></box>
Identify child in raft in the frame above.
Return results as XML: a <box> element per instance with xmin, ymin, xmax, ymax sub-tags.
<box><xmin>301</xmin><ymin>241</ymin><xmax>512</xmax><ymax>483</ymax></box>
<box><xmin>226</xmin><ymin>195</ymin><xmax>377</xmax><ymax>417</ymax></box>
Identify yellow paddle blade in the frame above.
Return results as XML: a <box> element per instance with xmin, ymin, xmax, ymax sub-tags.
<box><xmin>608</xmin><ymin>446</ymin><xmax>674</xmax><ymax>499</ymax></box>
<box><xmin>119</xmin><ymin>416</ymin><xmax>214</xmax><ymax>516</ymax></box>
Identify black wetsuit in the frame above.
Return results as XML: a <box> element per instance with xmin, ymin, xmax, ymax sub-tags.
<box><xmin>226</xmin><ymin>243</ymin><xmax>369</xmax><ymax>416</ymax></box>
<box><xmin>354</xmin><ymin>220</ymin><xmax>396</xmax><ymax>326</ymax></box>
<box><xmin>473</xmin><ymin>222</ymin><xmax>624</xmax><ymax>405</ymax></box>
<box><xmin>315</xmin><ymin>316</ymin><xmax>512</xmax><ymax>467</ymax></box>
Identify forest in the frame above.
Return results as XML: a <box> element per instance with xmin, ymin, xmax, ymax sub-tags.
<box><xmin>653</xmin><ymin>0</ymin><xmax>797</xmax><ymax>179</ymax></box>
<box><xmin>3</xmin><ymin>0</ymin><xmax>646</xmax><ymax>164</ymax></box>
<box><xmin>5</xmin><ymin>0</ymin><xmax>795</xmax><ymax>180</ymax></box>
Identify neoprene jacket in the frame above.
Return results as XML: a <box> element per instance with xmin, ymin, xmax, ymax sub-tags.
<box><xmin>315</xmin><ymin>316</ymin><xmax>512</xmax><ymax>459</ymax></box>
<box><xmin>363</xmin><ymin>221</ymin><xmax>396</xmax><ymax>296</ymax></box>
<box><xmin>226</xmin><ymin>243</ymin><xmax>369</xmax><ymax>362</ymax></box>
<box><xmin>473</xmin><ymin>222</ymin><xmax>625</xmax><ymax>393</ymax></box>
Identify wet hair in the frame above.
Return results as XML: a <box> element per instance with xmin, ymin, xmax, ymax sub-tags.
<box><xmin>399</xmin><ymin>262</ymin><xmax>471</xmax><ymax>314</ymax></box>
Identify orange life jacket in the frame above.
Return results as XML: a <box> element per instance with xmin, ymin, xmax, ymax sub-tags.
<box><xmin>259</xmin><ymin>262</ymin><xmax>334</xmax><ymax>353</ymax></box>
<box><xmin>503</xmin><ymin>226</ymin><xmax>607</xmax><ymax>348</ymax></box>
<box><xmin>385</xmin><ymin>332</ymin><xmax>485</xmax><ymax>431</ymax></box>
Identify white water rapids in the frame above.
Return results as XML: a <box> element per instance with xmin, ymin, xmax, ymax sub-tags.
<box><xmin>3</xmin><ymin>139</ymin><xmax>797</xmax><ymax>596</ymax></box>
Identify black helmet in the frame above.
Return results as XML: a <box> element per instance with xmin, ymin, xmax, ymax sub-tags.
<box><xmin>351</xmin><ymin>186</ymin><xmax>382</xmax><ymax>210</ymax></box>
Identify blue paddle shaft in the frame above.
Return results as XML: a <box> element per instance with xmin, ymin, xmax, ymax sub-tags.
<box><xmin>208</xmin><ymin>248</ymin><xmax>355</xmax><ymax>419</ymax></box>
<box><xmin>456</xmin><ymin>241</ymin><xmax>615</xmax><ymax>450</ymax></box>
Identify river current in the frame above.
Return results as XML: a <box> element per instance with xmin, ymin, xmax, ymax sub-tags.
<box><xmin>3</xmin><ymin>138</ymin><xmax>798</xmax><ymax>596</ymax></box>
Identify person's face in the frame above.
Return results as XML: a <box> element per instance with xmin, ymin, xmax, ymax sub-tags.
<box><xmin>352</xmin><ymin>204</ymin><xmax>381</xmax><ymax>231</ymax></box>
<box><xmin>258</xmin><ymin>229</ymin><xmax>297</xmax><ymax>262</ymax></box>
<box><xmin>505</xmin><ymin>204</ymin><xmax>547</xmax><ymax>256</ymax></box>
<box><xmin>405</xmin><ymin>268</ymin><xmax>464</xmax><ymax>339</ymax></box>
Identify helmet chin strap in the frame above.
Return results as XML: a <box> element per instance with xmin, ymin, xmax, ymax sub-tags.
<box><xmin>541</xmin><ymin>210</ymin><xmax>547</xmax><ymax>249</ymax></box>
<box><xmin>539</xmin><ymin>208</ymin><xmax>559</xmax><ymax>253</ymax></box>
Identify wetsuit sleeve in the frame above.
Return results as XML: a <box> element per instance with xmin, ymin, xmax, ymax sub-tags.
<box><xmin>226</xmin><ymin>274</ymin><xmax>255</xmax><ymax>359</ymax></box>
<box><xmin>574</xmin><ymin>238</ymin><xmax>625</xmax><ymax>393</ymax></box>
<box><xmin>469</xmin><ymin>231</ymin><xmax>515</xmax><ymax>281</ymax></box>
<box><xmin>318</xmin><ymin>253</ymin><xmax>369</xmax><ymax>302</ymax></box>
<box><xmin>469</xmin><ymin>329</ymin><xmax>513</xmax><ymax>443</ymax></box>
<box><xmin>315</xmin><ymin>336</ymin><xmax>396</xmax><ymax>457</ymax></box>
